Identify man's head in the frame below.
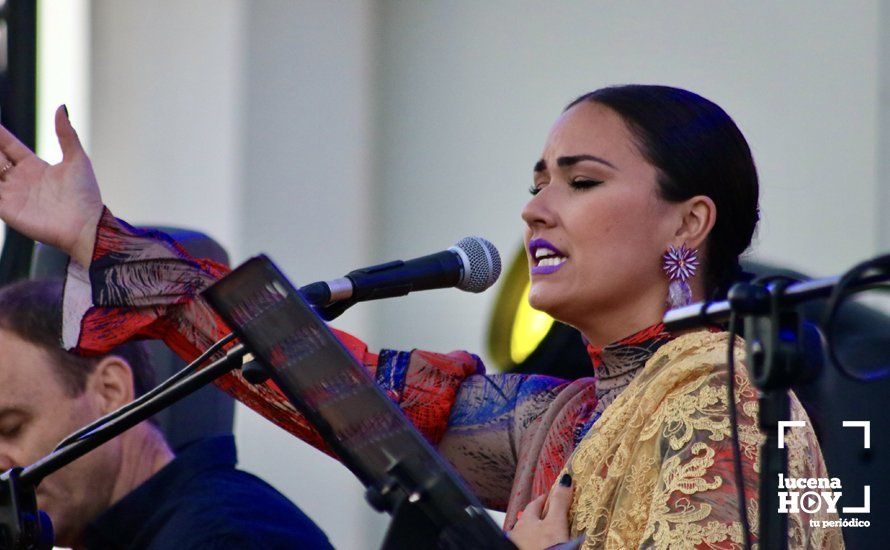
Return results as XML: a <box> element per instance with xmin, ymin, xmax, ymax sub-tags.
<box><xmin>0</xmin><ymin>279</ymin><xmax>160</xmax><ymax>545</ymax></box>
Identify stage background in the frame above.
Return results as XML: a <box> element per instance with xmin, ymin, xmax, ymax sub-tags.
<box><xmin>27</xmin><ymin>1</ymin><xmax>889</xmax><ymax>548</ymax></box>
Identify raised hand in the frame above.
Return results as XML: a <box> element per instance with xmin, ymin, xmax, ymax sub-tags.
<box><xmin>0</xmin><ymin>105</ymin><xmax>103</xmax><ymax>266</ymax></box>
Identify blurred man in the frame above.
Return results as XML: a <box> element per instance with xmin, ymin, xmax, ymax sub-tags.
<box><xmin>0</xmin><ymin>279</ymin><xmax>332</xmax><ymax>549</ymax></box>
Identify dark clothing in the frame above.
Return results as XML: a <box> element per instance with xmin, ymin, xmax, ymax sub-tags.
<box><xmin>83</xmin><ymin>436</ymin><xmax>332</xmax><ymax>549</ymax></box>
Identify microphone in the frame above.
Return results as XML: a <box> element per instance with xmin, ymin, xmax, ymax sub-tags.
<box><xmin>299</xmin><ymin>237</ymin><xmax>501</xmax><ymax>310</ymax></box>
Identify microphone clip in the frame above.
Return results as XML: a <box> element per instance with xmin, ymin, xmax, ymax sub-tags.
<box><xmin>312</xmin><ymin>298</ymin><xmax>358</xmax><ymax>322</ymax></box>
<box><xmin>0</xmin><ymin>468</ymin><xmax>53</xmax><ymax>550</ymax></box>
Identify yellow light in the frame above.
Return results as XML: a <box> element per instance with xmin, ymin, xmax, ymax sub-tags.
<box><xmin>509</xmin><ymin>281</ymin><xmax>555</xmax><ymax>364</ymax></box>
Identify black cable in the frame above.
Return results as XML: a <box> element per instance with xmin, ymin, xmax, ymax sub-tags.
<box><xmin>824</xmin><ymin>253</ymin><xmax>890</xmax><ymax>381</ymax></box>
<box><xmin>54</xmin><ymin>333</ymin><xmax>236</xmax><ymax>451</ymax></box>
<box><xmin>726</xmin><ymin>312</ymin><xmax>752</xmax><ymax>550</ymax></box>
<box><xmin>696</xmin><ymin>298</ymin><xmax>725</xmax><ymax>331</ymax></box>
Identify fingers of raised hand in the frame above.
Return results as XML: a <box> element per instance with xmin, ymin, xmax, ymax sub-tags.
<box><xmin>0</xmin><ymin>157</ymin><xmax>13</xmax><ymax>180</ymax></box>
<box><xmin>0</xmin><ymin>121</ymin><xmax>34</xmax><ymax>165</ymax></box>
<box><xmin>54</xmin><ymin>104</ymin><xmax>84</xmax><ymax>161</ymax></box>
<box><xmin>0</xmin><ymin>145</ymin><xmax>46</xmax><ymax>185</ymax></box>
<box><xmin>0</xmin><ymin>104</ymin><xmax>80</xmax><ymax>175</ymax></box>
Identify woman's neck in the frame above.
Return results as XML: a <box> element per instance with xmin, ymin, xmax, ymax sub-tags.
<box><xmin>576</xmin><ymin>302</ymin><xmax>665</xmax><ymax>348</ymax></box>
<box><xmin>575</xmin><ymin>279</ymin><xmax>706</xmax><ymax>347</ymax></box>
<box><xmin>587</xmin><ymin>322</ymin><xmax>672</xmax><ymax>412</ymax></box>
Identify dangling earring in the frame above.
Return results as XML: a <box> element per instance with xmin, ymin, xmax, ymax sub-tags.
<box><xmin>662</xmin><ymin>243</ymin><xmax>699</xmax><ymax>309</ymax></box>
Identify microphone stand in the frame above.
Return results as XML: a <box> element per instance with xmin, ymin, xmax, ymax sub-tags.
<box><xmin>663</xmin><ymin>268</ymin><xmax>890</xmax><ymax>550</ymax></box>
<box><xmin>0</xmin><ymin>343</ymin><xmax>248</xmax><ymax>550</ymax></box>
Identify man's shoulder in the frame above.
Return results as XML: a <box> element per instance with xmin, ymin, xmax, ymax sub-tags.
<box><xmin>160</xmin><ymin>468</ymin><xmax>330</xmax><ymax>548</ymax></box>
<box><xmin>151</xmin><ymin>460</ymin><xmax>333</xmax><ymax>549</ymax></box>
<box><xmin>85</xmin><ymin>436</ymin><xmax>333</xmax><ymax>549</ymax></box>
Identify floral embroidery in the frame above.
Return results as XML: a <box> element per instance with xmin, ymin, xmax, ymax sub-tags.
<box><xmin>567</xmin><ymin>332</ymin><xmax>843</xmax><ymax>549</ymax></box>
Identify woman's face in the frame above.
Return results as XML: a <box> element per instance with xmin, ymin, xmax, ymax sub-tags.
<box><xmin>522</xmin><ymin>101</ymin><xmax>682</xmax><ymax>339</ymax></box>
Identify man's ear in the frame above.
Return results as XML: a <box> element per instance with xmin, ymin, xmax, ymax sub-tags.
<box><xmin>86</xmin><ymin>355</ymin><xmax>135</xmax><ymax>414</ymax></box>
<box><xmin>672</xmin><ymin>195</ymin><xmax>716</xmax><ymax>249</ymax></box>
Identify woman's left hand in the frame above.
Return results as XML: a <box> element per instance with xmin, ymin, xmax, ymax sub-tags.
<box><xmin>0</xmin><ymin>105</ymin><xmax>103</xmax><ymax>266</ymax></box>
<box><xmin>507</xmin><ymin>474</ymin><xmax>573</xmax><ymax>550</ymax></box>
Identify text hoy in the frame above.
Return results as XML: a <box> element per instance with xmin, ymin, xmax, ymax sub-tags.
<box><xmin>777</xmin><ymin>474</ymin><xmax>870</xmax><ymax>515</ymax></box>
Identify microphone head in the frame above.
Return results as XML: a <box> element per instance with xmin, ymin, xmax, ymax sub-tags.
<box><xmin>451</xmin><ymin>237</ymin><xmax>501</xmax><ymax>293</ymax></box>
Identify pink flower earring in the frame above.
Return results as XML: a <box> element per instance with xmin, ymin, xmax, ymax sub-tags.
<box><xmin>662</xmin><ymin>244</ymin><xmax>699</xmax><ymax>309</ymax></box>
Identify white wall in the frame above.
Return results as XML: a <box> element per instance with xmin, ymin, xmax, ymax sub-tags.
<box><xmin>79</xmin><ymin>2</ymin><xmax>883</xmax><ymax>549</ymax></box>
<box><xmin>236</xmin><ymin>2</ymin><xmax>386</xmax><ymax>548</ymax></box>
<box><xmin>879</xmin><ymin>0</ymin><xmax>890</xmax><ymax>252</ymax></box>
<box><xmin>88</xmin><ymin>2</ymin><xmax>385</xmax><ymax>548</ymax></box>
<box><xmin>89</xmin><ymin>1</ymin><xmax>244</xmax><ymax>252</ymax></box>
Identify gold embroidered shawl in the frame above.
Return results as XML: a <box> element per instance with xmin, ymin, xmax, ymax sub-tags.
<box><xmin>567</xmin><ymin>331</ymin><xmax>844</xmax><ymax>549</ymax></box>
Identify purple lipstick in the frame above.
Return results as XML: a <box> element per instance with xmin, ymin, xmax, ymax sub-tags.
<box><xmin>528</xmin><ymin>238</ymin><xmax>568</xmax><ymax>275</ymax></box>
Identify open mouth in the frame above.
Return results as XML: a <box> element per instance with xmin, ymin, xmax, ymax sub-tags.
<box><xmin>529</xmin><ymin>239</ymin><xmax>567</xmax><ymax>274</ymax></box>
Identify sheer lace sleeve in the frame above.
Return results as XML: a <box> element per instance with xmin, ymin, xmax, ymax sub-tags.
<box><xmin>59</xmin><ymin>208</ymin><xmax>476</xmax><ymax>454</ymax></box>
<box><xmin>439</xmin><ymin>374</ymin><xmax>597</xmax><ymax>511</ymax></box>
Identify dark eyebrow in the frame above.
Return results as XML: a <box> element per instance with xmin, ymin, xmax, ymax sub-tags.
<box><xmin>557</xmin><ymin>154</ymin><xmax>616</xmax><ymax>169</ymax></box>
<box><xmin>534</xmin><ymin>154</ymin><xmax>617</xmax><ymax>173</ymax></box>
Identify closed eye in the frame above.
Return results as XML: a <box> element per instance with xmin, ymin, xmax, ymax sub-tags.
<box><xmin>0</xmin><ymin>410</ymin><xmax>28</xmax><ymax>440</ymax></box>
<box><xmin>570</xmin><ymin>178</ymin><xmax>603</xmax><ymax>191</ymax></box>
<box><xmin>0</xmin><ymin>424</ymin><xmax>21</xmax><ymax>439</ymax></box>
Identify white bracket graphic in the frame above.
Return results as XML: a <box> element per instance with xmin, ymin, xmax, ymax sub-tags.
<box><xmin>842</xmin><ymin>421</ymin><xmax>870</xmax><ymax>449</ymax></box>
<box><xmin>843</xmin><ymin>485</ymin><xmax>871</xmax><ymax>514</ymax></box>
<box><xmin>777</xmin><ymin>420</ymin><xmax>805</xmax><ymax>449</ymax></box>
